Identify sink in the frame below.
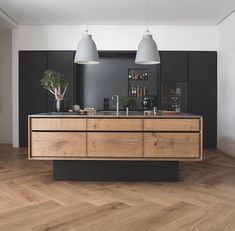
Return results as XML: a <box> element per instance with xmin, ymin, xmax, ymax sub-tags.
<box><xmin>43</xmin><ymin>112</ymin><xmax>80</xmax><ymax>115</ymax></box>
<box><xmin>97</xmin><ymin>110</ymin><xmax>143</xmax><ymax>116</ymax></box>
<box><xmin>96</xmin><ymin>111</ymin><xmax>116</xmax><ymax>115</ymax></box>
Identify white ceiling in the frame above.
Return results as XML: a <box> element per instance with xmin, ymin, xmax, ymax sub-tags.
<box><xmin>0</xmin><ymin>0</ymin><xmax>234</xmax><ymax>26</ymax></box>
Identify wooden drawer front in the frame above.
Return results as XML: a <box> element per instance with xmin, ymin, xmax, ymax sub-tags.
<box><xmin>87</xmin><ymin>119</ymin><xmax>142</xmax><ymax>131</ymax></box>
<box><xmin>144</xmin><ymin>119</ymin><xmax>200</xmax><ymax>131</ymax></box>
<box><xmin>87</xmin><ymin>133</ymin><xmax>143</xmax><ymax>157</ymax></box>
<box><xmin>31</xmin><ymin>132</ymin><xmax>86</xmax><ymax>157</ymax></box>
<box><xmin>144</xmin><ymin>133</ymin><xmax>200</xmax><ymax>158</ymax></box>
<box><xmin>31</xmin><ymin>118</ymin><xmax>86</xmax><ymax>131</ymax></box>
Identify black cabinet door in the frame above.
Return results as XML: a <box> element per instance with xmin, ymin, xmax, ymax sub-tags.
<box><xmin>160</xmin><ymin>51</ymin><xmax>188</xmax><ymax>82</ymax></box>
<box><xmin>47</xmin><ymin>51</ymin><xmax>75</xmax><ymax>111</ymax></box>
<box><xmin>19</xmin><ymin>51</ymin><xmax>47</xmax><ymax>147</ymax></box>
<box><xmin>188</xmin><ymin>51</ymin><xmax>217</xmax><ymax>148</ymax></box>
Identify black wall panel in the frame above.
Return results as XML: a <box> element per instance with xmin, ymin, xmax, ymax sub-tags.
<box><xmin>19</xmin><ymin>51</ymin><xmax>75</xmax><ymax>147</ymax></box>
<box><xmin>188</xmin><ymin>51</ymin><xmax>217</xmax><ymax>148</ymax></box>
<box><xmin>19</xmin><ymin>51</ymin><xmax>47</xmax><ymax>146</ymax></box>
<box><xmin>160</xmin><ymin>51</ymin><xmax>188</xmax><ymax>82</ymax></box>
<box><xmin>76</xmin><ymin>51</ymin><xmax>159</xmax><ymax>110</ymax></box>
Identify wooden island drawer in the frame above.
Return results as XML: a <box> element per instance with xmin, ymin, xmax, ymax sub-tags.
<box><xmin>144</xmin><ymin>133</ymin><xmax>200</xmax><ymax>158</ymax></box>
<box><xmin>87</xmin><ymin>133</ymin><xmax>143</xmax><ymax>158</ymax></box>
<box><xmin>31</xmin><ymin>132</ymin><xmax>86</xmax><ymax>157</ymax></box>
<box><xmin>144</xmin><ymin>119</ymin><xmax>200</xmax><ymax>131</ymax></box>
<box><xmin>87</xmin><ymin>119</ymin><xmax>142</xmax><ymax>131</ymax></box>
<box><xmin>31</xmin><ymin>118</ymin><xmax>86</xmax><ymax>131</ymax></box>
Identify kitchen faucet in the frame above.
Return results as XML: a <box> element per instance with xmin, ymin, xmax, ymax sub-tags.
<box><xmin>112</xmin><ymin>95</ymin><xmax>119</xmax><ymax>116</ymax></box>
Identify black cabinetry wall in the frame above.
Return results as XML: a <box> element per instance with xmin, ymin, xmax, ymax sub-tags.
<box><xmin>19</xmin><ymin>50</ymin><xmax>217</xmax><ymax>148</ymax></box>
<box><xmin>160</xmin><ymin>51</ymin><xmax>188</xmax><ymax>82</ymax></box>
<box><xmin>19</xmin><ymin>51</ymin><xmax>75</xmax><ymax>147</ymax></box>
<box><xmin>160</xmin><ymin>51</ymin><xmax>217</xmax><ymax>148</ymax></box>
<box><xmin>188</xmin><ymin>51</ymin><xmax>217</xmax><ymax>148</ymax></box>
<box><xmin>19</xmin><ymin>52</ymin><xmax>47</xmax><ymax>147</ymax></box>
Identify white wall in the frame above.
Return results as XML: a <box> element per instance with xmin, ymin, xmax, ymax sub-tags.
<box><xmin>12</xmin><ymin>25</ymin><xmax>218</xmax><ymax>147</ymax></box>
<box><xmin>0</xmin><ymin>29</ymin><xmax>12</xmax><ymax>143</ymax></box>
<box><xmin>14</xmin><ymin>25</ymin><xmax>217</xmax><ymax>51</ymax></box>
<box><xmin>217</xmin><ymin>12</ymin><xmax>235</xmax><ymax>157</ymax></box>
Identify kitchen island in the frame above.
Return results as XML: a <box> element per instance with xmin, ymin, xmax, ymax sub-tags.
<box><xmin>28</xmin><ymin>112</ymin><xmax>203</xmax><ymax>181</ymax></box>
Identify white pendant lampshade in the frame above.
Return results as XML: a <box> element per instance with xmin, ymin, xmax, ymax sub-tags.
<box><xmin>74</xmin><ymin>31</ymin><xmax>99</xmax><ymax>64</ymax></box>
<box><xmin>135</xmin><ymin>31</ymin><xmax>160</xmax><ymax>65</ymax></box>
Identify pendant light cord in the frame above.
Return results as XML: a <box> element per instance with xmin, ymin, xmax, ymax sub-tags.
<box><xmin>85</xmin><ymin>2</ymin><xmax>89</xmax><ymax>33</ymax></box>
<box><xmin>146</xmin><ymin>0</ymin><xmax>150</xmax><ymax>32</ymax></box>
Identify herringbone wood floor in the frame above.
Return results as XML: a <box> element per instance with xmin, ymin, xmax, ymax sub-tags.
<box><xmin>0</xmin><ymin>144</ymin><xmax>235</xmax><ymax>231</ymax></box>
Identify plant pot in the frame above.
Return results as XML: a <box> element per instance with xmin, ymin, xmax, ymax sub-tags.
<box><xmin>55</xmin><ymin>99</ymin><xmax>69</xmax><ymax>112</ymax></box>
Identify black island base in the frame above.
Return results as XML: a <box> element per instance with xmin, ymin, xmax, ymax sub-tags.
<box><xmin>53</xmin><ymin>160</ymin><xmax>179</xmax><ymax>182</ymax></box>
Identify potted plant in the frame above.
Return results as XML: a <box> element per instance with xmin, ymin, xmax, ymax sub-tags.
<box><xmin>120</xmin><ymin>96</ymin><xmax>133</xmax><ymax>110</ymax></box>
<box><xmin>41</xmin><ymin>69</ymin><xmax>69</xmax><ymax>112</ymax></box>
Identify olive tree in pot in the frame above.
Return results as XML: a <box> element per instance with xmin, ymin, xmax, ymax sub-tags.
<box><xmin>41</xmin><ymin>69</ymin><xmax>69</xmax><ymax>112</ymax></box>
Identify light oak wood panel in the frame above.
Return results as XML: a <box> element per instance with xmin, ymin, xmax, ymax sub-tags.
<box><xmin>28</xmin><ymin>117</ymin><xmax>31</xmax><ymax>159</ymax></box>
<box><xmin>31</xmin><ymin>118</ymin><xmax>86</xmax><ymax>130</ymax></box>
<box><xmin>29</xmin><ymin>117</ymin><xmax>202</xmax><ymax>160</ymax></box>
<box><xmin>144</xmin><ymin>133</ymin><xmax>200</xmax><ymax>158</ymax></box>
<box><xmin>31</xmin><ymin>132</ymin><xmax>86</xmax><ymax>157</ymax></box>
<box><xmin>87</xmin><ymin>132</ymin><xmax>143</xmax><ymax>157</ymax></box>
<box><xmin>87</xmin><ymin>119</ymin><xmax>142</xmax><ymax>131</ymax></box>
<box><xmin>200</xmin><ymin>117</ymin><xmax>203</xmax><ymax>160</ymax></box>
<box><xmin>144</xmin><ymin>119</ymin><xmax>200</xmax><ymax>131</ymax></box>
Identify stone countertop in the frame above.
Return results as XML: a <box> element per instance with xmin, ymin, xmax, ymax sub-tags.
<box><xmin>29</xmin><ymin>112</ymin><xmax>202</xmax><ymax>119</ymax></box>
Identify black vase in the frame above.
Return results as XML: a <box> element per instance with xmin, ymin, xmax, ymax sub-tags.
<box><xmin>55</xmin><ymin>99</ymin><xmax>69</xmax><ymax>112</ymax></box>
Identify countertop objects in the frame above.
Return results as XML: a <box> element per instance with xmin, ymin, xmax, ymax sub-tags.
<box><xmin>29</xmin><ymin>111</ymin><xmax>202</xmax><ymax>119</ymax></box>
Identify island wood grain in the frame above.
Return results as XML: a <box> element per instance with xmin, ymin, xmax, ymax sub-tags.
<box><xmin>29</xmin><ymin>116</ymin><xmax>203</xmax><ymax>160</ymax></box>
<box><xmin>144</xmin><ymin>133</ymin><xmax>200</xmax><ymax>158</ymax></box>
<box><xmin>144</xmin><ymin>118</ymin><xmax>200</xmax><ymax>131</ymax></box>
<box><xmin>87</xmin><ymin>118</ymin><xmax>142</xmax><ymax>131</ymax></box>
<box><xmin>87</xmin><ymin>132</ymin><xmax>143</xmax><ymax>157</ymax></box>
<box><xmin>31</xmin><ymin>132</ymin><xmax>86</xmax><ymax>157</ymax></box>
<box><xmin>31</xmin><ymin>118</ymin><xmax>87</xmax><ymax>130</ymax></box>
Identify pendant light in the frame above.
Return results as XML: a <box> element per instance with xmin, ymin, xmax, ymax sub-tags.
<box><xmin>74</xmin><ymin>29</ymin><xmax>99</xmax><ymax>64</ymax></box>
<box><xmin>135</xmin><ymin>0</ymin><xmax>160</xmax><ymax>65</ymax></box>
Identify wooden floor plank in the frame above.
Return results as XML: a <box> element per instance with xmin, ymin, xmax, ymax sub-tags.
<box><xmin>0</xmin><ymin>145</ymin><xmax>235</xmax><ymax>230</ymax></box>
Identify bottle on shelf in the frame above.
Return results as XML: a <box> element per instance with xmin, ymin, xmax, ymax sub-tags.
<box><xmin>137</xmin><ymin>85</ymin><xmax>140</xmax><ymax>97</ymax></box>
<box><xmin>131</xmin><ymin>85</ymin><xmax>134</xmax><ymax>97</ymax></box>
<box><xmin>134</xmin><ymin>86</ymin><xmax>137</xmax><ymax>97</ymax></box>
<box><xmin>128</xmin><ymin>69</ymin><xmax>149</xmax><ymax>80</ymax></box>
<box><xmin>135</xmin><ymin>73</ymin><xmax>139</xmax><ymax>80</ymax></box>
<box><xmin>143</xmin><ymin>86</ymin><xmax>147</xmax><ymax>96</ymax></box>
<box><xmin>132</xmin><ymin>72</ymin><xmax>137</xmax><ymax>80</ymax></box>
<box><xmin>140</xmin><ymin>87</ymin><xmax>143</xmax><ymax>97</ymax></box>
<box><xmin>144</xmin><ymin>72</ymin><xmax>148</xmax><ymax>80</ymax></box>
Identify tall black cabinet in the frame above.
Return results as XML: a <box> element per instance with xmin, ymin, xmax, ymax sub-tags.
<box><xmin>19</xmin><ymin>52</ymin><xmax>47</xmax><ymax>147</ymax></box>
<box><xmin>160</xmin><ymin>51</ymin><xmax>188</xmax><ymax>82</ymax></box>
<box><xmin>19</xmin><ymin>51</ymin><xmax>75</xmax><ymax>147</ymax></box>
<box><xmin>188</xmin><ymin>51</ymin><xmax>217</xmax><ymax>148</ymax></box>
<box><xmin>160</xmin><ymin>51</ymin><xmax>189</xmax><ymax>113</ymax></box>
<box><xmin>159</xmin><ymin>51</ymin><xmax>217</xmax><ymax>148</ymax></box>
